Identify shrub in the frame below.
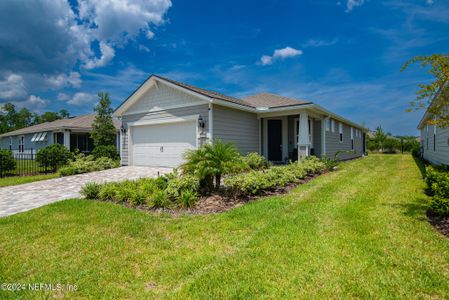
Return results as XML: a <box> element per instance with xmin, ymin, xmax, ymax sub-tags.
<box><xmin>36</xmin><ymin>144</ymin><xmax>72</xmax><ymax>171</ymax></box>
<box><xmin>182</xmin><ymin>140</ymin><xmax>243</xmax><ymax>191</ymax></box>
<box><xmin>92</xmin><ymin>145</ymin><xmax>119</xmax><ymax>160</ymax></box>
<box><xmin>224</xmin><ymin>159</ymin><xmax>327</xmax><ymax>196</ymax></box>
<box><xmin>59</xmin><ymin>154</ymin><xmax>119</xmax><ymax>176</ymax></box>
<box><xmin>80</xmin><ymin>182</ymin><xmax>101</xmax><ymax>199</ymax></box>
<box><xmin>0</xmin><ymin>149</ymin><xmax>16</xmax><ymax>173</ymax></box>
<box><xmin>166</xmin><ymin>174</ymin><xmax>200</xmax><ymax>201</ymax></box>
<box><xmin>149</xmin><ymin>190</ymin><xmax>170</xmax><ymax>208</ymax></box>
<box><xmin>179</xmin><ymin>190</ymin><xmax>198</xmax><ymax>208</ymax></box>
<box><xmin>243</xmin><ymin>152</ymin><xmax>271</xmax><ymax>170</ymax></box>
<box><xmin>430</xmin><ymin>196</ymin><xmax>449</xmax><ymax>217</ymax></box>
<box><xmin>99</xmin><ymin>182</ymin><xmax>120</xmax><ymax>202</ymax></box>
<box><xmin>320</xmin><ymin>157</ymin><xmax>339</xmax><ymax>171</ymax></box>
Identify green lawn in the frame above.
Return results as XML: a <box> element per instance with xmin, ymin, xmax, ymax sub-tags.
<box><xmin>0</xmin><ymin>173</ymin><xmax>59</xmax><ymax>187</ymax></box>
<box><xmin>1</xmin><ymin>154</ymin><xmax>448</xmax><ymax>299</ymax></box>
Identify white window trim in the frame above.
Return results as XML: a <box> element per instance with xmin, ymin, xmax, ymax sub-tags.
<box><xmin>339</xmin><ymin>122</ymin><xmax>343</xmax><ymax>143</ymax></box>
<box><xmin>325</xmin><ymin>118</ymin><xmax>330</xmax><ymax>132</ymax></box>
<box><xmin>331</xmin><ymin>119</ymin><xmax>335</xmax><ymax>133</ymax></box>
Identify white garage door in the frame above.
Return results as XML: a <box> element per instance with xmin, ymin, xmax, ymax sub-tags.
<box><xmin>131</xmin><ymin>121</ymin><xmax>197</xmax><ymax>167</ymax></box>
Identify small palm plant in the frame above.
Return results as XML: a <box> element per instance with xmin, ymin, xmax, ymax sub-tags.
<box><xmin>182</xmin><ymin>140</ymin><xmax>242</xmax><ymax>191</ymax></box>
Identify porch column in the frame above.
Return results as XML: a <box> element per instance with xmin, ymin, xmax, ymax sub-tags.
<box><xmin>321</xmin><ymin>117</ymin><xmax>327</xmax><ymax>157</ymax></box>
<box><xmin>63</xmin><ymin>130</ymin><xmax>70</xmax><ymax>150</ymax></box>
<box><xmin>298</xmin><ymin>111</ymin><xmax>310</xmax><ymax>162</ymax></box>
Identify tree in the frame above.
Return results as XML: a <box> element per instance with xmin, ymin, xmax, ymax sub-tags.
<box><xmin>401</xmin><ymin>53</ymin><xmax>449</xmax><ymax>127</ymax></box>
<box><xmin>91</xmin><ymin>92</ymin><xmax>116</xmax><ymax>147</ymax></box>
<box><xmin>38</xmin><ymin>111</ymin><xmax>61</xmax><ymax>123</ymax></box>
<box><xmin>59</xmin><ymin>109</ymin><xmax>70</xmax><ymax>119</ymax></box>
<box><xmin>182</xmin><ymin>140</ymin><xmax>242</xmax><ymax>191</ymax></box>
<box><xmin>374</xmin><ymin>126</ymin><xmax>387</xmax><ymax>151</ymax></box>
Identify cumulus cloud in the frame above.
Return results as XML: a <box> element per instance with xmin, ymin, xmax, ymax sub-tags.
<box><xmin>66</xmin><ymin>92</ymin><xmax>98</xmax><ymax>106</ymax></box>
<box><xmin>0</xmin><ymin>73</ymin><xmax>27</xmax><ymax>99</ymax></box>
<box><xmin>345</xmin><ymin>0</ymin><xmax>365</xmax><ymax>12</ymax></box>
<box><xmin>45</xmin><ymin>72</ymin><xmax>82</xmax><ymax>89</ymax></box>
<box><xmin>84</xmin><ymin>42</ymin><xmax>116</xmax><ymax>69</ymax></box>
<box><xmin>27</xmin><ymin>95</ymin><xmax>49</xmax><ymax>108</ymax></box>
<box><xmin>78</xmin><ymin>0</ymin><xmax>171</xmax><ymax>44</ymax></box>
<box><xmin>0</xmin><ymin>0</ymin><xmax>171</xmax><ymax>108</ymax></box>
<box><xmin>259</xmin><ymin>47</ymin><xmax>303</xmax><ymax>66</ymax></box>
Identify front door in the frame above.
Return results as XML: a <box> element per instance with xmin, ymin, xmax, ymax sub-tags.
<box><xmin>268</xmin><ymin>120</ymin><xmax>283</xmax><ymax>161</ymax></box>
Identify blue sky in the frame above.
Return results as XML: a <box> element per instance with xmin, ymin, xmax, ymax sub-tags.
<box><xmin>0</xmin><ymin>0</ymin><xmax>448</xmax><ymax>135</ymax></box>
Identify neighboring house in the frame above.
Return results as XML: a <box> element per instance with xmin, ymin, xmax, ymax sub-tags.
<box><xmin>0</xmin><ymin>114</ymin><xmax>120</xmax><ymax>155</ymax></box>
<box><xmin>114</xmin><ymin>75</ymin><xmax>367</xmax><ymax>168</ymax></box>
<box><xmin>418</xmin><ymin>109</ymin><xmax>449</xmax><ymax>165</ymax></box>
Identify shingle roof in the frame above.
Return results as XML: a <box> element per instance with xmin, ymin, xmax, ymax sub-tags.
<box><xmin>154</xmin><ymin>75</ymin><xmax>256</xmax><ymax>108</ymax></box>
<box><xmin>0</xmin><ymin>114</ymin><xmax>120</xmax><ymax>137</ymax></box>
<box><xmin>243</xmin><ymin>93</ymin><xmax>311</xmax><ymax>108</ymax></box>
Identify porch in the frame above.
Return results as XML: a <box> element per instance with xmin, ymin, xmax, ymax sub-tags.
<box><xmin>260</xmin><ymin>110</ymin><xmax>326</xmax><ymax>163</ymax></box>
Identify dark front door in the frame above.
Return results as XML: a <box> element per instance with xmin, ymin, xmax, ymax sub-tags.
<box><xmin>268</xmin><ymin>120</ymin><xmax>282</xmax><ymax>161</ymax></box>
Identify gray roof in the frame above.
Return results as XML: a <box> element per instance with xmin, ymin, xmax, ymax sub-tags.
<box><xmin>0</xmin><ymin>114</ymin><xmax>120</xmax><ymax>137</ymax></box>
<box><xmin>243</xmin><ymin>93</ymin><xmax>311</xmax><ymax>108</ymax></box>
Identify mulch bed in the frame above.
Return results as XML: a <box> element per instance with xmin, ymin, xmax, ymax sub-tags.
<box><xmin>119</xmin><ymin>171</ymin><xmax>327</xmax><ymax>216</ymax></box>
<box><xmin>427</xmin><ymin>210</ymin><xmax>449</xmax><ymax>238</ymax></box>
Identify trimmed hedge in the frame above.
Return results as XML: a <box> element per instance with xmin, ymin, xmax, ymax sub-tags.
<box><xmin>224</xmin><ymin>156</ymin><xmax>326</xmax><ymax>196</ymax></box>
<box><xmin>59</xmin><ymin>154</ymin><xmax>119</xmax><ymax>176</ymax></box>
<box><xmin>425</xmin><ymin>166</ymin><xmax>449</xmax><ymax>217</ymax></box>
<box><xmin>0</xmin><ymin>149</ymin><xmax>16</xmax><ymax>173</ymax></box>
<box><xmin>81</xmin><ymin>171</ymin><xmax>200</xmax><ymax>209</ymax></box>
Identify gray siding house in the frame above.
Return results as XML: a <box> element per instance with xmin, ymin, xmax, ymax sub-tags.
<box><xmin>418</xmin><ymin>110</ymin><xmax>449</xmax><ymax>165</ymax></box>
<box><xmin>0</xmin><ymin>114</ymin><xmax>120</xmax><ymax>155</ymax></box>
<box><xmin>114</xmin><ymin>75</ymin><xmax>367</xmax><ymax>168</ymax></box>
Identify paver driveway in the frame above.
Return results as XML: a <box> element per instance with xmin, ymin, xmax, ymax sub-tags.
<box><xmin>0</xmin><ymin>166</ymin><xmax>171</xmax><ymax>218</ymax></box>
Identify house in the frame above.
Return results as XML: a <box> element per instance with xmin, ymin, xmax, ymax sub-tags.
<box><xmin>0</xmin><ymin>114</ymin><xmax>120</xmax><ymax>155</ymax></box>
<box><xmin>418</xmin><ymin>107</ymin><xmax>449</xmax><ymax>165</ymax></box>
<box><xmin>114</xmin><ymin>75</ymin><xmax>367</xmax><ymax>168</ymax></box>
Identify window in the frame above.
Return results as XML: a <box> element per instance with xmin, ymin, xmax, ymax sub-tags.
<box><xmin>434</xmin><ymin>125</ymin><xmax>437</xmax><ymax>152</ymax></box>
<box><xmin>339</xmin><ymin>123</ymin><xmax>343</xmax><ymax>143</ymax></box>
<box><xmin>331</xmin><ymin>119</ymin><xmax>335</xmax><ymax>132</ymax></box>
<box><xmin>325</xmin><ymin>118</ymin><xmax>330</xmax><ymax>132</ymax></box>
<box><xmin>350</xmin><ymin>127</ymin><xmax>354</xmax><ymax>150</ymax></box>
<box><xmin>9</xmin><ymin>137</ymin><xmax>12</xmax><ymax>151</ymax></box>
<box><xmin>38</xmin><ymin>132</ymin><xmax>47</xmax><ymax>142</ymax></box>
<box><xmin>19</xmin><ymin>135</ymin><xmax>25</xmax><ymax>153</ymax></box>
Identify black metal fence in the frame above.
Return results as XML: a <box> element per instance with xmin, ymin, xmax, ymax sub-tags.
<box><xmin>0</xmin><ymin>149</ymin><xmax>53</xmax><ymax>178</ymax></box>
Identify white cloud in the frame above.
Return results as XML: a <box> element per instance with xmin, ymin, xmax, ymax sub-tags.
<box><xmin>259</xmin><ymin>46</ymin><xmax>303</xmax><ymax>66</ymax></box>
<box><xmin>426</xmin><ymin>0</ymin><xmax>433</xmax><ymax>4</ymax></box>
<box><xmin>345</xmin><ymin>0</ymin><xmax>365</xmax><ymax>12</ymax></box>
<box><xmin>303</xmin><ymin>38</ymin><xmax>338</xmax><ymax>48</ymax></box>
<box><xmin>27</xmin><ymin>95</ymin><xmax>48</xmax><ymax>108</ymax></box>
<box><xmin>45</xmin><ymin>72</ymin><xmax>82</xmax><ymax>89</ymax></box>
<box><xmin>0</xmin><ymin>0</ymin><xmax>172</xmax><ymax>107</ymax></box>
<box><xmin>84</xmin><ymin>42</ymin><xmax>115</xmax><ymax>69</ymax></box>
<box><xmin>0</xmin><ymin>73</ymin><xmax>27</xmax><ymax>99</ymax></box>
<box><xmin>78</xmin><ymin>0</ymin><xmax>171</xmax><ymax>44</ymax></box>
<box><xmin>66</xmin><ymin>92</ymin><xmax>98</xmax><ymax>106</ymax></box>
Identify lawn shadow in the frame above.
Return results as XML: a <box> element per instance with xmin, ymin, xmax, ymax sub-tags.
<box><xmin>413</xmin><ymin>155</ymin><xmax>427</xmax><ymax>179</ymax></box>
<box><xmin>389</xmin><ymin>195</ymin><xmax>429</xmax><ymax>221</ymax></box>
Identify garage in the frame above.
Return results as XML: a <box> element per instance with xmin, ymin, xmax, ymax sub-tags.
<box><xmin>130</xmin><ymin>120</ymin><xmax>197</xmax><ymax>167</ymax></box>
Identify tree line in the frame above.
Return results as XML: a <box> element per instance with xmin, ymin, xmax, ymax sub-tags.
<box><xmin>0</xmin><ymin>103</ymin><xmax>70</xmax><ymax>134</ymax></box>
<box><xmin>368</xmin><ymin>126</ymin><xmax>420</xmax><ymax>154</ymax></box>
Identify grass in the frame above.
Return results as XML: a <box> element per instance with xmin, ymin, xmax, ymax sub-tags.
<box><xmin>0</xmin><ymin>173</ymin><xmax>59</xmax><ymax>187</ymax></box>
<box><xmin>0</xmin><ymin>154</ymin><xmax>448</xmax><ymax>299</ymax></box>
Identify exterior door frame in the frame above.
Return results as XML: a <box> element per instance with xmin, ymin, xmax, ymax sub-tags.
<box><xmin>263</xmin><ymin>117</ymin><xmax>288</xmax><ymax>162</ymax></box>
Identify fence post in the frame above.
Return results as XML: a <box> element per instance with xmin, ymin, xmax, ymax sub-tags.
<box><xmin>0</xmin><ymin>152</ymin><xmax>3</xmax><ymax>178</ymax></box>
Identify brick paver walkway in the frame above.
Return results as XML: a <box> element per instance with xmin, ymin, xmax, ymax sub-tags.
<box><xmin>0</xmin><ymin>166</ymin><xmax>171</xmax><ymax>218</ymax></box>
